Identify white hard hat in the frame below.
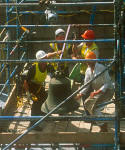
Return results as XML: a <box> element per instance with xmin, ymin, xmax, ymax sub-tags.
<box><xmin>55</xmin><ymin>28</ymin><xmax>65</xmax><ymax>36</ymax></box>
<box><xmin>36</xmin><ymin>50</ymin><xmax>47</xmax><ymax>60</ymax></box>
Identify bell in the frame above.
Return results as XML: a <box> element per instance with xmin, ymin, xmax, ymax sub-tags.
<box><xmin>41</xmin><ymin>76</ymin><xmax>79</xmax><ymax>114</ymax></box>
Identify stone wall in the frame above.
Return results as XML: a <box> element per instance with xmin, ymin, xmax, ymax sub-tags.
<box><xmin>24</xmin><ymin>4</ymin><xmax>114</xmax><ymax>59</ymax></box>
<box><xmin>0</xmin><ymin>3</ymin><xmax>115</xmax><ymax>74</ymax></box>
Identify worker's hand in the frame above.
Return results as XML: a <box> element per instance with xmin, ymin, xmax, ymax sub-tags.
<box><xmin>75</xmin><ymin>93</ymin><xmax>83</xmax><ymax>100</ymax></box>
<box><xmin>72</xmin><ymin>56</ymin><xmax>77</xmax><ymax>59</ymax></box>
<box><xmin>57</xmin><ymin>50</ymin><xmax>62</xmax><ymax>55</ymax></box>
<box><xmin>90</xmin><ymin>89</ymin><xmax>102</xmax><ymax>98</ymax></box>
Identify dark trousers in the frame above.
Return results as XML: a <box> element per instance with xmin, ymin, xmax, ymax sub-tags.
<box><xmin>82</xmin><ymin>85</ymin><xmax>93</xmax><ymax>115</ymax></box>
<box><xmin>28</xmin><ymin>82</ymin><xmax>47</xmax><ymax>117</ymax></box>
<box><xmin>82</xmin><ymin>85</ymin><xmax>93</xmax><ymax>103</ymax></box>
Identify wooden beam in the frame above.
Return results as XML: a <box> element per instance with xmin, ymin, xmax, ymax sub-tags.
<box><xmin>1</xmin><ymin>132</ymin><xmax>124</xmax><ymax>144</ymax></box>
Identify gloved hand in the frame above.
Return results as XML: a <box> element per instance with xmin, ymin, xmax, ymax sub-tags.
<box><xmin>31</xmin><ymin>94</ymin><xmax>38</xmax><ymax>101</ymax></box>
<box><xmin>90</xmin><ymin>89</ymin><xmax>102</xmax><ymax>98</ymax></box>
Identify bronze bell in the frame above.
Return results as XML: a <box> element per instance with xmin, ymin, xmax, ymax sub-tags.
<box><xmin>41</xmin><ymin>76</ymin><xmax>79</xmax><ymax>114</ymax></box>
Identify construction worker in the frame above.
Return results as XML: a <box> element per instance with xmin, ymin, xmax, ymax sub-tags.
<box><xmin>72</xmin><ymin>29</ymin><xmax>99</xmax><ymax>59</ymax></box>
<box><xmin>71</xmin><ymin>29</ymin><xmax>99</xmax><ymax>82</ymax></box>
<box><xmin>49</xmin><ymin>28</ymin><xmax>72</xmax><ymax>76</ymax></box>
<box><xmin>23</xmin><ymin>50</ymin><xmax>61</xmax><ymax>131</ymax></box>
<box><xmin>76</xmin><ymin>51</ymin><xmax>114</xmax><ymax>132</ymax></box>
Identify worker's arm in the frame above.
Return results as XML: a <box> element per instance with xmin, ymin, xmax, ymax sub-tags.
<box><xmin>23</xmin><ymin>80</ymin><xmax>29</xmax><ymax>92</ymax></box>
<box><xmin>23</xmin><ymin>80</ymin><xmax>31</xmax><ymax>99</ymax></box>
<box><xmin>90</xmin><ymin>89</ymin><xmax>102</xmax><ymax>98</ymax></box>
<box><xmin>90</xmin><ymin>64</ymin><xmax>113</xmax><ymax>98</ymax></box>
<box><xmin>47</xmin><ymin>50</ymin><xmax>62</xmax><ymax>58</ymax></box>
<box><xmin>23</xmin><ymin>65</ymin><xmax>34</xmax><ymax>92</ymax></box>
<box><xmin>72</xmin><ymin>43</ymin><xmax>83</xmax><ymax>59</ymax></box>
<box><xmin>75</xmin><ymin>93</ymin><xmax>84</xmax><ymax>100</ymax></box>
<box><xmin>71</xmin><ymin>32</ymin><xmax>78</xmax><ymax>59</ymax></box>
<box><xmin>71</xmin><ymin>43</ymin><xmax>78</xmax><ymax>59</ymax></box>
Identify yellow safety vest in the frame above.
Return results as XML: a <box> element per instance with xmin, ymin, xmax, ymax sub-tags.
<box><xmin>50</xmin><ymin>43</ymin><xmax>71</xmax><ymax>70</ymax></box>
<box><xmin>80</xmin><ymin>42</ymin><xmax>98</xmax><ymax>74</ymax></box>
<box><xmin>31</xmin><ymin>63</ymin><xmax>47</xmax><ymax>85</ymax></box>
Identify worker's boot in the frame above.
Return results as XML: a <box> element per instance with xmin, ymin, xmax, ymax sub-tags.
<box><xmin>100</xmin><ymin>123</ymin><xmax>108</xmax><ymax>132</ymax></box>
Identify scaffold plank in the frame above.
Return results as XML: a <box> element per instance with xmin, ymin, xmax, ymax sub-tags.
<box><xmin>1</xmin><ymin>132</ymin><xmax>125</xmax><ymax>144</ymax></box>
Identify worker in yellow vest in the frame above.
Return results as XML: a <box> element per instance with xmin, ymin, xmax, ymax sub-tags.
<box><xmin>23</xmin><ymin>50</ymin><xmax>61</xmax><ymax>131</ymax></box>
<box><xmin>49</xmin><ymin>28</ymin><xmax>72</xmax><ymax>76</ymax></box>
<box><xmin>71</xmin><ymin>29</ymin><xmax>99</xmax><ymax>82</ymax></box>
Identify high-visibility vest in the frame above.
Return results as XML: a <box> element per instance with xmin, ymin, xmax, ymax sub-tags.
<box><xmin>31</xmin><ymin>63</ymin><xmax>47</xmax><ymax>85</ymax></box>
<box><xmin>50</xmin><ymin>43</ymin><xmax>71</xmax><ymax>70</ymax></box>
<box><xmin>80</xmin><ymin>42</ymin><xmax>98</xmax><ymax>74</ymax></box>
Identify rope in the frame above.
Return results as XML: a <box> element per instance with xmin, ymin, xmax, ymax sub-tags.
<box><xmin>60</xmin><ymin>24</ymin><xmax>71</xmax><ymax>59</ymax></box>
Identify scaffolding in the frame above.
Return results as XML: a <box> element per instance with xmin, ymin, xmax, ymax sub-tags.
<box><xmin>0</xmin><ymin>0</ymin><xmax>124</xmax><ymax>150</ymax></box>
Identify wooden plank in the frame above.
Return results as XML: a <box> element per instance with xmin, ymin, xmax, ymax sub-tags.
<box><xmin>1</xmin><ymin>132</ymin><xmax>125</xmax><ymax>144</ymax></box>
<box><xmin>2</xmin><ymin>85</ymin><xmax>17</xmax><ymax>115</ymax></box>
<box><xmin>42</xmin><ymin>121</ymin><xmax>56</xmax><ymax>133</ymax></box>
<box><xmin>67</xmin><ymin>121</ymin><xmax>80</xmax><ymax>132</ymax></box>
<box><xmin>78</xmin><ymin>121</ymin><xmax>92</xmax><ymax>132</ymax></box>
<box><xmin>52</xmin><ymin>121</ymin><xmax>66</xmax><ymax>132</ymax></box>
<box><xmin>0</xmin><ymin>85</ymin><xmax>17</xmax><ymax>131</ymax></box>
